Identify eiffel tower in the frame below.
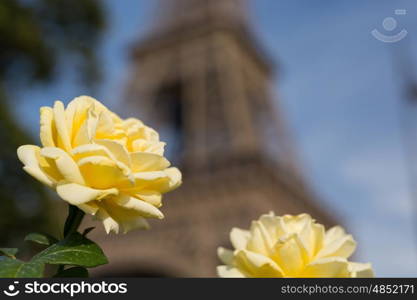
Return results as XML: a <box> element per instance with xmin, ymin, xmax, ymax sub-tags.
<box><xmin>93</xmin><ymin>0</ymin><xmax>334</xmax><ymax>277</ymax></box>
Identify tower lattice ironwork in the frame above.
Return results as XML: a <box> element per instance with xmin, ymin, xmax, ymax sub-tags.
<box><xmin>92</xmin><ymin>0</ymin><xmax>334</xmax><ymax>277</ymax></box>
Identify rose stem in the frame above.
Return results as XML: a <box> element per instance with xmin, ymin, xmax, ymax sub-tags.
<box><xmin>57</xmin><ymin>205</ymin><xmax>85</xmax><ymax>274</ymax></box>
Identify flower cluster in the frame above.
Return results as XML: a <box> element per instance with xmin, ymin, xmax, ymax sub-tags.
<box><xmin>17</xmin><ymin>96</ymin><xmax>181</xmax><ymax>234</ymax></box>
<box><xmin>217</xmin><ymin>212</ymin><xmax>373</xmax><ymax>278</ymax></box>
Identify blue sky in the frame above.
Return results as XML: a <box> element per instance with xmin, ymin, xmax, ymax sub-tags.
<box><xmin>14</xmin><ymin>0</ymin><xmax>417</xmax><ymax>276</ymax></box>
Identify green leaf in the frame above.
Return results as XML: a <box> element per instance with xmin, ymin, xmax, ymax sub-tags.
<box><xmin>25</xmin><ymin>233</ymin><xmax>58</xmax><ymax>246</ymax></box>
<box><xmin>0</xmin><ymin>256</ymin><xmax>44</xmax><ymax>278</ymax></box>
<box><xmin>32</xmin><ymin>232</ymin><xmax>108</xmax><ymax>268</ymax></box>
<box><xmin>54</xmin><ymin>266</ymin><xmax>89</xmax><ymax>278</ymax></box>
<box><xmin>0</xmin><ymin>248</ymin><xmax>18</xmax><ymax>258</ymax></box>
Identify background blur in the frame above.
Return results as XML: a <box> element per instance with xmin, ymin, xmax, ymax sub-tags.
<box><xmin>1</xmin><ymin>0</ymin><xmax>417</xmax><ymax>277</ymax></box>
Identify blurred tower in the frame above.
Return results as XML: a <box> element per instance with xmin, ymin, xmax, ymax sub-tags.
<box><xmin>94</xmin><ymin>0</ymin><xmax>334</xmax><ymax>277</ymax></box>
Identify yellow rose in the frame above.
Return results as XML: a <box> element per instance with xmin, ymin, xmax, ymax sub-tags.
<box><xmin>17</xmin><ymin>96</ymin><xmax>181</xmax><ymax>234</ymax></box>
<box><xmin>217</xmin><ymin>212</ymin><xmax>374</xmax><ymax>278</ymax></box>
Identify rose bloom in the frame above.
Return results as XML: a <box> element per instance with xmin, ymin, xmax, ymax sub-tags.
<box><xmin>17</xmin><ymin>96</ymin><xmax>181</xmax><ymax>234</ymax></box>
<box><xmin>217</xmin><ymin>212</ymin><xmax>373</xmax><ymax>278</ymax></box>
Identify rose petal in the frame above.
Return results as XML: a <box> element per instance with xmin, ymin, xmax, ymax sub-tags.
<box><xmin>95</xmin><ymin>111</ymin><xmax>116</xmax><ymax>139</ymax></box>
<box><xmin>283</xmin><ymin>213</ymin><xmax>312</xmax><ymax>235</ymax></box>
<box><xmin>217</xmin><ymin>266</ymin><xmax>245</xmax><ymax>278</ymax></box>
<box><xmin>271</xmin><ymin>234</ymin><xmax>308</xmax><ymax>276</ymax></box>
<box><xmin>302</xmin><ymin>257</ymin><xmax>350</xmax><ymax>278</ymax></box>
<box><xmin>348</xmin><ymin>262</ymin><xmax>374</xmax><ymax>278</ymax></box>
<box><xmin>162</xmin><ymin>167</ymin><xmax>182</xmax><ymax>192</ymax></box>
<box><xmin>234</xmin><ymin>249</ymin><xmax>284</xmax><ymax>278</ymax></box>
<box><xmin>41</xmin><ymin>147</ymin><xmax>85</xmax><ymax>185</ymax></box>
<box><xmin>53</xmin><ymin>101</ymin><xmax>72</xmax><ymax>151</ymax></box>
<box><xmin>71</xmin><ymin>144</ymin><xmax>114</xmax><ymax>161</ymax></box>
<box><xmin>65</xmin><ymin>96</ymin><xmax>105</xmax><ymax>136</ymax></box>
<box><xmin>127</xmin><ymin>123</ymin><xmax>159</xmax><ymax>142</ymax></box>
<box><xmin>325</xmin><ymin>226</ymin><xmax>347</xmax><ymax>243</ymax></box>
<box><xmin>96</xmin><ymin>208</ymin><xmax>120</xmax><ymax>234</ymax></box>
<box><xmin>40</xmin><ymin>107</ymin><xmax>56</xmax><ymax>147</ymax></box>
<box><xmin>56</xmin><ymin>182</ymin><xmax>118</xmax><ymax>205</ymax></box>
<box><xmin>99</xmin><ymin>200</ymin><xmax>150</xmax><ymax>233</ymax></box>
<box><xmin>230</xmin><ymin>228</ymin><xmax>250</xmax><ymax>250</ymax></box>
<box><xmin>132</xmin><ymin>190</ymin><xmax>162</xmax><ymax>207</ymax></box>
<box><xmin>130</xmin><ymin>152</ymin><xmax>170</xmax><ymax>172</ymax></box>
<box><xmin>72</xmin><ymin>107</ymin><xmax>99</xmax><ymax>146</ymax></box>
<box><xmin>112</xmin><ymin>194</ymin><xmax>163</xmax><ymax>219</ymax></box>
<box><xmin>247</xmin><ymin>220</ymin><xmax>274</xmax><ymax>256</ymax></box>
<box><xmin>311</xmin><ymin>223</ymin><xmax>325</xmax><ymax>257</ymax></box>
<box><xmin>296</xmin><ymin>218</ymin><xmax>316</xmax><ymax>258</ymax></box>
<box><xmin>17</xmin><ymin>145</ymin><xmax>55</xmax><ymax>187</ymax></box>
<box><xmin>118</xmin><ymin>171</ymin><xmax>171</xmax><ymax>192</ymax></box>
<box><xmin>95</xmin><ymin>139</ymin><xmax>131</xmax><ymax>167</ymax></box>
<box><xmin>78</xmin><ymin>202</ymin><xmax>100</xmax><ymax>215</ymax></box>
<box><xmin>317</xmin><ymin>234</ymin><xmax>356</xmax><ymax>258</ymax></box>
<box><xmin>131</xmin><ymin>139</ymin><xmax>165</xmax><ymax>155</ymax></box>
<box><xmin>78</xmin><ymin>156</ymin><xmax>126</xmax><ymax>189</ymax></box>
<box><xmin>257</xmin><ymin>212</ymin><xmax>286</xmax><ymax>241</ymax></box>
<box><xmin>217</xmin><ymin>247</ymin><xmax>234</xmax><ymax>265</ymax></box>
<box><xmin>118</xmin><ymin>216</ymin><xmax>149</xmax><ymax>234</ymax></box>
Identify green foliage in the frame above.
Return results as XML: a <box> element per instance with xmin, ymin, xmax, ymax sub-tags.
<box><xmin>0</xmin><ymin>248</ymin><xmax>18</xmax><ymax>258</ymax></box>
<box><xmin>53</xmin><ymin>267</ymin><xmax>89</xmax><ymax>278</ymax></box>
<box><xmin>0</xmin><ymin>91</ymin><xmax>51</xmax><ymax>245</ymax></box>
<box><xmin>0</xmin><ymin>232</ymin><xmax>107</xmax><ymax>278</ymax></box>
<box><xmin>0</xmin><ymin>256</ymin><xmax>44</xmax><ymax>278</ymax></box>
<box><xmin>0</xmin><ymin>0</ymin><xmax>107</xmax><ymax>246</ymax></box>
<box><xmin>24</xmin><ymin>233</ymin><xmax>58</xmax><ymax>246</ymax></box>
<box><xmin>0</xmin><ymin>0</ymin><xmax>106</xmax><ymax>86</ymax></box>
<box><xmin>0</xmin><ymin>0</ymin><xmax>108</xmax><ymax>278</ymax></box>
<box><xmin>33</xmin><ymin>232</ymin><xmax>108</xmax><ymax>267</ymax></box>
